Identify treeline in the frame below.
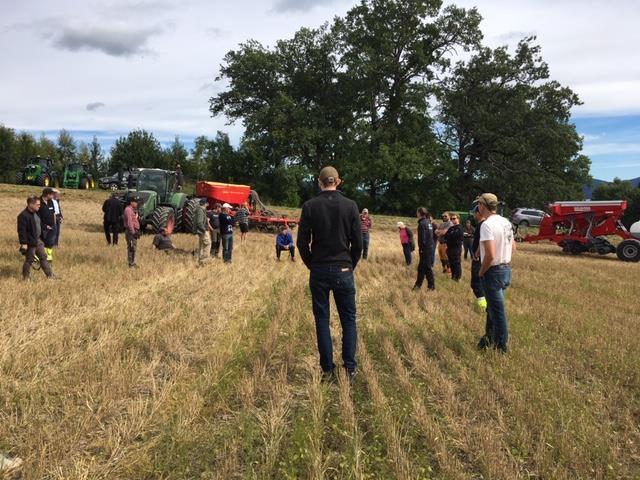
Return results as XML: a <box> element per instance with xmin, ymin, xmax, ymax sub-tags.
<box><xmin>208</xmin><ymin>0</ymin><xmax>592</xmax><ymax>213</ymax></box>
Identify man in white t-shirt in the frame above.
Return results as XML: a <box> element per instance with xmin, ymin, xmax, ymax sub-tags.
<box><xmin>477</xmin><ymin>193</ymin><xmax>516</xmax><ymax>353</ymax></box>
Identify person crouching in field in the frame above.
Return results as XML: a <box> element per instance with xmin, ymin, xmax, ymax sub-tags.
<box><xmin>195</xmin><ymin>198</ymin><xmax>211</xmax><ymax>266</ymax></box>
<box><xmin>124</xmin><ymin>197</ymin><xmax>141</xmax><ymax>268</ymax></box>
<box><xmin>477</xmin><ymin>193</ymin><xmax>516</xmax><ymax>353</ymax></box>
<box><xmin>18</xmin><ymin>195</ymin><xmax>54</xmax><ymax>280</ymax></box>
<box><xmin>153</xmin><ymin>228</ymin><xmax>174</xmax><ymax>251</ymax></box>
<box><xmin>444</xmin><ymin>213</ymin><xmax>464</xmax><ymax>281</ymax></box>
<box><xmin>297</xmin><ymin>166</ymin><xmax>362</xmax><ymax>382</ymax></box>
<box><xmin>275</xmin><ymin>225</ymin><xmax>296</xmax><ymax>261</ymax></box>
<box><xmin>397</xmin><ymin>222</ymin><xmax>415</xmax><ymax>266</ymax></box>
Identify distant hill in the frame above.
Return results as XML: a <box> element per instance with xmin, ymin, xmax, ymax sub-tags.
<box><xmin>583</xmin><ymin>177</ymin><xmax>640</xmax><ymax>199</ymax></box>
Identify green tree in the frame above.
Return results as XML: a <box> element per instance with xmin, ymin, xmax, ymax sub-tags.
<box><xmin>89</xmin><ymin>136</ymin><xmax>106</xmax><ymax>177</ymax></box>
<box><xmin>109</xmin><ymin>129</ymin><xmax>166</xmax><ymax>171</ymax></box>
<box><xmin>593</xmin><ymin>178</ymin><xmax>640</xmax><ymax>229</ymax></box>
<box><xmin>57</xmin><ymin>129</ymin><xmax>77</xmax><ymax>170</ymax></box>
<box><xmin>78</xmin><ymin>141</ymin><xmax>91</xmax><ymax>165</ymax></box>
<box><xmin>15</xmin><ymin>132</ymin><xmax>38</xmax><ymax>165</ymax></box>
<box><xmin>436</xmin><ymin>38</ymin><xmax>591</xmax><ymax>208</ymax></box>
<box><xmin>164</xmin><ymin>136</ymin><xmax>188</xmax><ymax>169</ymax></box>
<box><xmin>0</xmin><ymin>125</ymin><xmax>18</xmax><ymax>182</ymax></box>
<box><xmin>36</xmin><ymin>134</ymin><xmax>57</xmax><ymax>161</ymax></box>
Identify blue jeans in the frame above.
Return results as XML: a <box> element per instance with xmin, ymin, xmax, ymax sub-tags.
<box><xmin>481</xmin><ymin>265</ymin><xmax>512</xmax><ymax>351</ymax></box>
<box><xmin>362</xmin><ymin>232</ymin><xmax>370</xmax><ymax>259</ymax></box>
<box><xmin>309</xmin><ymin>265</ymin><xmax>357</xmax><ymax>373</ymax></box>
<box><xmin>222</xmin><ymin>234</ymin><xmax>233</xmax><ymax>263</ymax></box>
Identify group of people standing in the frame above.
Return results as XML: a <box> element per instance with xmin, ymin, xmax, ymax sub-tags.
<box><xmin>17</xmin><ymin>187</ymin><xmax>62</xmax><ymax>280</ymax></box>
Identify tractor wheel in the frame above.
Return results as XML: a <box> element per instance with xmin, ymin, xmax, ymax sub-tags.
<box><xmin>15</xmin><ymin>172</ymin><xmax>24</xmax><ymax>185</ymax></box>
<box><xmin>616</xmin><ymin>240</ymin><xmax>640</xmax><ymax>262</ymax></box>
<box><xmin>149</xmin><ymin>206</ymin><xmax>175</xmax><ymax>234</ymax></box>
<box><xmin>182</xmin><ymin>198</ymin><xmax>200</xmax><ymax>234</ymax></box>
<box><xmin>37</xmin><ymin>174</ymin><xmax>50</xmax><ymax>187</ymax></box>
<box><xmin>90</xmin><ymin>178</ymin><xmax>96</xmax><ymax>189</ymax></box>
<box><xmin>519</xmin><ymin>220</ymin><xmax>529</xmax><ymax>227</ymax></box>
<box><xmin>80</xmin><ymin>178</ymin><xmax>89</xmax><ymax>190</ymax></box>
<box><xmin>53</xmin><ymin>177</ymin><xmax>60</xmax><ymax>188</ymax></box>
<box><xmin>174</xmin><ymin>202</ymin><xmax>184</xmax><ymax>232</ymax></box>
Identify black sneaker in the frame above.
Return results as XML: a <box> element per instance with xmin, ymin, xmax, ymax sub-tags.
<box><xmin>321</xmin><ymin>369</ymin><xmax>336</xmax><ymax>384</ymax></box>
<box><xmin>347</xmin><ymin>370</ymin><xmax>356</xmax><ymax>384</ymax></box>
<box><xmin>477</xmin><ymin>336</ymin><xmax>491</xmax><ymax>350</ymax></box>
<box><xmin>412</xmin><ymin>284</ymin><xmax>421</xmax><ymax>291</ymax></box>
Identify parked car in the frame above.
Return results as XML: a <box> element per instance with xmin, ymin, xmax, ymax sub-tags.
<box><xmin>511</xmin><ymin>208</ymin><xmax>548</xmax><ymax>227</ymax></box>
<box><xmin>98</xmin><ymin>170</ymin><xmax>139</xmax><ymax>190</ymax></box>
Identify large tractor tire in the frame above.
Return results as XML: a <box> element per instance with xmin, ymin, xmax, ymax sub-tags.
<box><xmin>90</xmin><ymin>178</ymin><xmax>96</xmax><ymax>189</ymax></box>
<box><xmin>37</xmin><ymin>174</ymin><xmax>51</xmax><ymax>187</ymax></box>
<box><xmin>15</xmin><ymin>172</ymin><xmax>24</xmax><ymax>185</ymax></box>
<box><xmin>80</xmin><ymin>178</ymin><xmax>89</xmax><ymax>190</ymax></box>
<box><xmin>182</xmin><ymin>198</ymin><xmax>200</xmax><ymax>234</ymax></box>
<box><xmin>53</xmin><ymin>176</ymin><xmax>60</xmax><ymax>188</ymax></box>
<box><xmin>616</xmin><ymin>239</ymin><xmax>640</xmax><ymax>262</ymax></box>
<box><xmin>148</xmin><ymin>206</ymin><xmax>175</xmax><ymax>234</ymax></box>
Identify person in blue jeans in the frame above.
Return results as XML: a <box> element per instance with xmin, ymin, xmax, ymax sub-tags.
<box><xmin>297</xmin><ymin>166</ymin><xmax>363</xmax><ymax>382</ymax></box>
<box><xmin>218</xmin><ymin>203</ymin><xmax>234</xmax><ymax>263</ymax></box>
<box><xmin>477</xmin><ymin>193</ymin><xmax>516</xmax><ymax>353</ymax></box>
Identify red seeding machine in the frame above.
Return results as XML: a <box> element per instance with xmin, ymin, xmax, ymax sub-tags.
<box><xmin>194</xmin><ymin>181</ymin><xmax>298</xmax><ymax>231</ymax></box>
<box><xmin>523</xmin><ymin>200</ymin><xmax>640</xmax><ymax>262</ymax></box>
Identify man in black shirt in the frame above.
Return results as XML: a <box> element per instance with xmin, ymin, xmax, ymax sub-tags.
<box><xmin>413</xmin><ymin>207</ymin><xmax>435</xmax><ymax>291</ymax></box>
<box><xmin>444</xmin><ymin>213</ymin><xmax>464</xmax><ymax>281</ymax></box>
<box><xmin>469</xmin><ymin>202</ymin><xmax>488</xmax><ymax>346</ymax></box>
<box><xmin>297</xmin><ymin>166</ymin><xmax>362</xmax><ymax>381</ymax></box>
<box><xmin>38</xmin><ymin>187</ymin><xmax>56</xmax><ymax>262</ymax></box>
<box><xmin>18</xmin><ymin>195</ymin><xmax>54</xmax><ymax>279</ymax></box>
<box><xmin>102</xmin><ymin>193</ymin><xmax>124</xmax><ymax>245</ymax></box>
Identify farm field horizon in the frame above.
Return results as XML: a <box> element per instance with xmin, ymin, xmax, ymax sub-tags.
<box><xmin>0</xmin><ymin>184</ymin><xmax>639</xmax><ymax>479</ymax></box>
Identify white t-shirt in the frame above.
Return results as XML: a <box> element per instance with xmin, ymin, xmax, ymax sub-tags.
<box><xmin>52</xmin><ymin>199</ymin><xmax>60</xmax><ymax>215</ymax></box>
<box><xmin>479</xmin><ymin>214</ymin><xmax>513</xmax><ymax>265</ymax></box>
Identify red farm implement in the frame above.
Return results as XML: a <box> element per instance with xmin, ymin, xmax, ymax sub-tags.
<box><xmin>523</xmin><ymin>200</ymin><xmax>640</xmax><ymax>262</ymax></box>
<box><xmin>194</xmin><ymin>181</ymin><xmax>298</xmax><ymax>231</ymax></box>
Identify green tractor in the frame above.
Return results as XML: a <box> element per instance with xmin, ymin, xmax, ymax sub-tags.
<box><xmin>15</xmin><ymin>156</ymin><xmax>60</xmax><ymax>187</ymax></box>
<box><xmin>63</xmin><ymin>163</ymin><xmax>96</xmax><ymax>189</ymax></box>
<box><xmin>121</xmin><ymin>168</ymin><xmax>193</xmax><ymax>233</ymax></box>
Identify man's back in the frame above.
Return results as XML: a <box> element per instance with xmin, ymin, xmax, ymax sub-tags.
<box><xmin>297</xmin><ymin>190</ymin><xmax>362</xmax><ymax>269</ymax></box>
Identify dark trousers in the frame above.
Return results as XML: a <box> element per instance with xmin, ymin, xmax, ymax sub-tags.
<box><xmin>22</xmin><ymin>241</ymin><xmax>53</xmax><ymax>279</ymax></box>
<box><xmin>448</xmin><ymin>247</ymin><xmax>462</xmax><ymax>280</ymax></box>
<box><xmin>54</xmin><ymin>217</ymin><xmax>62</xmax><ymax>246</ymax></box>
<box><xmin>41</xmin><ymin>227</ymin><xmax>55</xmax><ymax>248</ymax></box>
<box><xmin>362</xmin><ymin>232</ymin><xmax>370</xmax><ymax>259</ymax></box>
<box><xmin>402</xmin><ymin>243</ymin><xmax>412</xmax><ymax>265</ymax></box>
<box><xmin>126</xmin><ymin>231</ymin><xmax>137</xmax><ymax>266</ymax></box>
<box><xmin>415</xmin><ymin>249</ymin><xmax>435</xmax><ymax>289</ymax></box>
<box><xmin>309</xmin><ymin>265</ymin><xmax>357</xmax><ymax>374</ymax></box>
<box><xmin>104</xmin><ymin>221</ymin><xmax>120</xmax><ymax>245</ymax></box>
<box><xmin>463</xmin><ymin>238</ymin><xmax>473</xmax><ymax>259</ymax></box>
<box><xmin>470</xmin><ymin>260</ymin><xmax>485</xmax><ymax>298</ymax></box>
<box><xmin>222</xmin><ymin>234</ymin><xmax>233</xmax><ymax>263</ymax></box>
<box><xmin>481</xmin><ymin>265</ymin><xmax>512</xmax><ymax>352</ymax></box>
<box><xmin>210</xmin><ymin>230</ymin><xmax>221</xmax><ymax>257</ymax></box>
<box><xmin>276</xmin><ymin>244</ymin><xmax>295</xmax><ymax>259</ymax></box>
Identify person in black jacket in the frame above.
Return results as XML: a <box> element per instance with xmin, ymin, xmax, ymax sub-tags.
<box><xmin>38</xmin><ymin>187</ymin><xmax>56</xmax><ymax>262</ymax></box>
<box><xmin>413</xmin><ymin>207</ymin><xmax>435</xmax><ymax>291</ymax></box>
<box><xmin>102</xmin><ymin>193</ymin><xmax>124</xmax><ymax>245</ymax></box>
<box><xmin>18</xmin><ymin>195</ymin><xmax>54</xmax><ymax>279</ymax></box>
<box><xmin>444</xmin><ymin>213</ymin><xmax>464</xmax><ymax>281</ymax></box>
<box><xmin>297</xmin><ymin>166</ymin><xmax>362</xmax><ymax>382</ymax></box>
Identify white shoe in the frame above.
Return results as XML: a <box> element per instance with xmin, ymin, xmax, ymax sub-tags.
<box><xmin>0</xmin><ymin>453</ymin><xmax>23</xmax><ymax>474</ymax></box>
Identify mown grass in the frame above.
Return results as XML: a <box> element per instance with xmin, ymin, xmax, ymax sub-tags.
<box><xmin>0</xmin><ymin>183</ymin><xmax>638</xmax><ymax>479</ymax></box>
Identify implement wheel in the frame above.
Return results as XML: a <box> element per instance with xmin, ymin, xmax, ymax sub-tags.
<box><xmin>616</xmin><ymin>240</ymin><xmax>640</xmax><ymax>262</ymax></box>
<box><xmin>182</xmin><ymin>198</ymin><xmax>199</xmax><ymax>234</ymax></box>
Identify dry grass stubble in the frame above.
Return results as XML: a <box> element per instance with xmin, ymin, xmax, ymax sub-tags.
<box><xmin>0</xmin><ymin>184</ymin><xmax>639</xmax><ymax>479</ymax></box>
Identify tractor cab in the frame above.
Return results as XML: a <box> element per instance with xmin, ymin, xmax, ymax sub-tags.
<box><xmin>136</xmin><ymin>169</ymin><xmax>177</xmax><ymax>203</ymax></box>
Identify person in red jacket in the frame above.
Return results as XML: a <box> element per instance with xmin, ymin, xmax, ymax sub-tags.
<box><xmin>123</xmin><ymin>197</ymin><xmax>141</xmax><ymax>267</ymax></box>
<box><xmin>360</xmin><ymin>208</ymin><xmax>372</xmax><ymax>260</ymax></box>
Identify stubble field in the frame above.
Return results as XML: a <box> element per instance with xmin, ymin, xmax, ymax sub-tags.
<box><xmin>0</xmin><ymin>184</ymin><xmax>638</xmax><ymax>479</ymax></box>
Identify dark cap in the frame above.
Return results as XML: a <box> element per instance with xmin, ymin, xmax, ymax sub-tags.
<box><xmin>130</xmin><ymin>196</ymin><xmax>141</xmax><ymax>203</ymax></box>
<box><xmin>199</xmin><ymin>198</ymin><xmax>208</xmax><ymax>206</ymax></box>
<box><xmin>42</xmin><ymin>187</ymin><xmax>54</xmax><ymax>196</ymax></box>
<box><xmin>319</xmin><ymin>166</ymin><xmax>339</xmax><ymax>185</ymax></box>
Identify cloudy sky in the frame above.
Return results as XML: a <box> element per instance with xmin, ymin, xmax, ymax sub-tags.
<box><xmin>1</xmin><ymin>0</ymin><xmax>639</xmax><ymax>180</ymax></box>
